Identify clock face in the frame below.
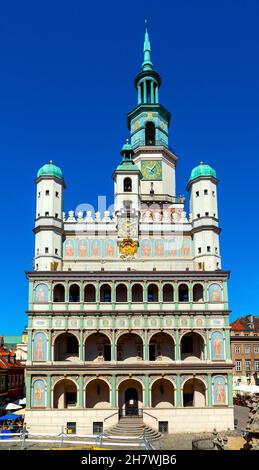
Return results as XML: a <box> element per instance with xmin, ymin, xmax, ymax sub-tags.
<box><xmin>141</xmin><ymin>160</ymin><xmax>162</xmax><ymax>180</ymax></box>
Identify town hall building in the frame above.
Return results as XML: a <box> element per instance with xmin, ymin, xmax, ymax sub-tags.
<box><xmin>25</xmin><ymin>28</ymin><xmax>234</xmax><ymax>435</ymax></box>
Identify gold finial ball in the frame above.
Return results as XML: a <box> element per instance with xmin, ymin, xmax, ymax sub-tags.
<box><xmin>50</xmin><ymin>160</ymin><xmax>53</xmax><ymax>164</ymax></box>
<box><xmin>200</xmin><ymin>161</ymin><xmax>204</xmax><ymax>165</ymax></box>
<box><xmin>126</xmin><ymin>138</ymin><xmax>129</xmax><ymax>144</ymax></box>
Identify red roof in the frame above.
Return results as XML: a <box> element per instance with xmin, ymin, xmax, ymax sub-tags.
<box><xmin>231</xmin><ymin>315</ymin><xmax>259</xmax><ymax>333</ymax></box>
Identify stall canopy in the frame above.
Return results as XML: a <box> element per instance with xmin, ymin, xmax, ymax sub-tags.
<box><xmin>0</xmin><ymin>413</ymin><xmax>22</xmax><ymax>421</ymax></box>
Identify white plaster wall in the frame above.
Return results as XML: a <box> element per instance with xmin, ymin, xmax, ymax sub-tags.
<box><xmin>190</xmin><ymin>179</ymin><xmax>218</xmax><ymax>220</ymax></box>
<box><xmin>134</xmin><ymin>152</ymin><xmax>176</xmax><ymax>198</ymax></box>
<box><xmin>36</xmin><ymin>178</ymin><xmax>63</xmax><ymax>219</ymax></box>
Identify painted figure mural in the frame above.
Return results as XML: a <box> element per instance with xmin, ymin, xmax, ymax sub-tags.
<box><xmin>32</xmin><ymin>379</ymin><xmax>46</xmax><ymax>407</ymax></box>
<box><xmin>78</xmin><ymin>240</ymin><xmax>87</xmax><ymax>257</ymax></box>
<box><xmin>209</xmin><ymin>284</ymin><xmax>222</xmax><ymax>302</ymax></box>
<box><xmin>65</xmin><ymin>239</ymin><xmax>74</xmax><ymax>256</ymax></box>
<box><xmin>140</xmin><ymin>239</ymin><xmax>151</xmax><ymax>257</ymax></box>
<box><xmin>211</xmin><ymin>331</ymin><xmax>225</xmax><ymax>360</ymax></box>
<box><xmin>213</xmin><ymin>376</ymin><xmax>226</xmax><ymax>405</ymax></box>
<box><xmin>35</xmin><ymin>284</ymin><xmax>48</xmax><ymax>303</ymax></box>
<box><xmin>105</xmin><ymin>239</ymin><xmax>116</xmax><ymax>257</ymax></box>
<box><xmin>33</xmin><ymin>332</ymin><xmax>47</xmax><ymax>361</ymax></box>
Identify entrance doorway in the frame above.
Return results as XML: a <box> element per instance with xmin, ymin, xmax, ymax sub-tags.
<box><xmin>125</xmin><ymin>387</ymin><xmax>138</xmax><ymax>416</ymax></box>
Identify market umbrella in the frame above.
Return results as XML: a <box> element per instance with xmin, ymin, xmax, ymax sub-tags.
<box><xmin>0</xmin><ymin>413</ymin><xmax>22</xmax><ymax>421</ymax></box>
<box><xmin>4</xmin><ymin>403</ymin><xmax>22</xmax><ymax>411</ymax></box>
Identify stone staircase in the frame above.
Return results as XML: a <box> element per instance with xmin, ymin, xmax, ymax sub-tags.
<box><xmin>103</xmin><ymin>416</ymin><xmax>162</xmax><ymax>447</ymax></box>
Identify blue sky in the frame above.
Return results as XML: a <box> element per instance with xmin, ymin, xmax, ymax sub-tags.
<box><xmin>0</xmin><ymin>0</ymin><xmax>258</xmax><ymax>333</ymax></box>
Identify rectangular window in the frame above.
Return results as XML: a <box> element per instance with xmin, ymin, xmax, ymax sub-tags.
<box><xmin>204</xmin><ymin>189</ymin><xmax>208</xmax><ymax>195</ymax></box>
<box><xmin>254</xmin><ymin>347</ymin><xmax>259</xmax><ymax>353</ymax></box>
<box><xmin>244</xmin><ymin>346</ymin><xmax>250</xmax><ymax>353</ymax></box>
<box><xmin>159</xmin><ymin>421</ymin><xmax>168</xmax><ymax>433</ymax></box>
<box><xmin>196</xmin><ymin>191</ymin><xmax>199</xmax><ymax>197</ymax></box>
<box><xmin>245</xmin><ymin>360</ymin><xmax>251</xmax><ymax>371</ymax></box>
<box><xmin>197</xmin><ymin>214</ymin><xmax>200</xmax><ymax>218</ymax></box>
<box><xmin>55</xmin><ymin>191</ymin><xmax>59</xmax><ymax>197</ymax></box>
<box><xmin>45</xmin><ymin>190</ymin><xmax>50</xmax><ymax>195</ymax></box>
<box><xmin>212</xmin><ymin>191</ymin><xmax>215</xmax><ymax>197</ymax></box>
<box><xmin>207</xmin><ymin>246</ymin><xmax>211</xmax><ymax>252</ymax></box>
<box><xmin>183</xmin><ymin>392</ymin><xmax>193</xmax><ymax>407</ymax></box>
<box><xmin>66</xmin><ymin>422</ymin><xmax>76</xmax><ymax>434</ymax></box>
<box><xmin>235</xmin><ymin>346</ymin><xmax>241</xmax><ymax>354</ymax></box>
<box><xmin>45</xmin><ymin>212</ymin><xmax>49</xmax><ymax>216</ymax></box>
<box><xmin>236</xmin><ymin>360</ymin><xmax>242</xmax><ymax>371</ymax></box>
<box><xmin>93</xmin><ymin>422</ymin><xmax>103</xmax><ymax>434</ymax></box>
<box><xmin>45</xmin><ymin>247</ymin><xmax>49</xmax><ymax>254</ymax></box>
<box><xmin>55</xmin><ymin>213</ymin><xmax>58</xmax><ymax>218</ymax></box>
<box><xmin>255</xmin><ymin>360</ymin><xmax>259</xmax><ymax>371</ymax></box>
<box><xmin>55</xmin><ymin>248</ymin><xmax>58</xmax><ymax>255</ymax></box>
<box><xmin>205</xmin><ymin>212</ymin><xmax>209</xmax><ymax>216</ymax></box>
<box><xmin>38</xmin><ymin>192</ymin><xmax>41</xmax><ymax>198</ymax></box>
<box><xmin>198</xmin><ymin>247</ymin><xmax>201</xmax><ymax>254</ymax></box>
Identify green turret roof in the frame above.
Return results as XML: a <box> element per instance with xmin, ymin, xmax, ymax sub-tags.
<box><xmin>37</xmin><ymin>160</ymin><xmax>63</xmax><ymax>180</ymax></box>
<box><xmin>115</xmin><ymin>140</ymin><xmax>140</xmax><ymax>172</ymax></box>
<box><xmin>189</xmin><ymin>162</ymin><xmax>217</xmax><ymax>182</ymax></box>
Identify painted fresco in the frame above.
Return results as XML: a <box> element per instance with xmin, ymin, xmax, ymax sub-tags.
<box><xmin>35</xmin><ymin>283</ymin><xmax>48</xmax><ymax>303</ymax></box>
<box><xmin>78</xmin><ymin>239</ymin><xmax>88</xmax><ymax>257</ymax></box>
<box><xmin>33</xmin><ymin>332</ymin><xmax>47</xmax><ymax>361</ymax></box>
<box><xmin>212</xmin><ymin>376</ymin><xmax>227</xmax><ymax>405</ymax></box>
<box><xmin>104</xmin><ymin>239</ymin><xmax>117</xmax><ymax>257</ymax></box>
<box><xmin>63</xmin><ymin>237</ymin><xmax>193</xmax><ymax>258</ymax></box>
<box><xmin>64</xmin><ymin>239</ymin><xmax>75</xmax><ymax>256</ymax></box>
<box><xmin>211</xmin><ymin>331</ymin><xmax>225</xmax><ymax>360</ymax></box>
<box><xmin>140</xmin><ymin>239</ymin><xmax>152</xmax><ymax>257</ymax></box>
<box><xmin>32</xmin><ymin>379</ymin><xmax>46</xmax><ymax>407</ymax></box>
<box><xmin>209</xmin><ymin>284</ymin><xmax>222</xmax><ymax>302</ymax></box>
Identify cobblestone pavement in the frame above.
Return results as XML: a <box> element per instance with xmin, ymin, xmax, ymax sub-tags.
<box><xmin>153</xmin><ymin>405</ymin><xmax>249</xmax><ymax>450</ymax></box>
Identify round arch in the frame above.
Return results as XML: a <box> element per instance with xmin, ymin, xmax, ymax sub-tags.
<box><xmin>151</xmin><ymin>378</ymin><xmax>175</xmax><ymax>408</ymax></box>
<box><xmin>53</xmin><ymin>378</ymin><xmax>78</xmax><ymax>409</ymax></box>
<box><xmin>85</xmin><ymin>378</ymin><xmax>111</xmax><ymax>408</ymax></box>
<box><xmin>54</xmin><ymin>332</ymin><xmax>79</xmax><ymax>361</ymax></box>
<box><xmin>117</xmin><ymin>333</ymin><xmax>144</xmax><ymax>361</ymax></box>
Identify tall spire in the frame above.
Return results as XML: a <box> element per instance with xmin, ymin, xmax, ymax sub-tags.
<box><xmin>142</xmin><ymin>20</ymin><xmax>153</xmax><ymax>71</ymax></box>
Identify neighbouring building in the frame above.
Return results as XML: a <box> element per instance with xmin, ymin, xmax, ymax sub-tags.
<box><xmin>25</xmin><ymin>27</ymin><xmax>234</xmax><ymax>435</ymax></box>
<box><xmin>1</xmin><ymin>332</ymin><xmax>28</xmax><ymax>363</ymax></box>
<box><xmin>230</xmin><ymin>315</ymin><xmax>259</xmax><ymax>386</ymax></box>
<box><xmin>0</xmin><ymin>346</ymin><xmax>25</xmax><ymax>403</ymax></box>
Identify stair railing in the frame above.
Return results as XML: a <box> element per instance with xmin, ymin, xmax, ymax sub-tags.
<box><xmin>143</xmin><ymin>411</ymin><xmax>158</xmax><ymax>426</ymax></box>
<box><xmin>103</xmin><ymin>411</ymin><xmax>119</xmax><ymax>425</ymax></box>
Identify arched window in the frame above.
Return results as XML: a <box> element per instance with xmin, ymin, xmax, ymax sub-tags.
<box><xmin>193</xmin><ymin>284</ymin><xmax>204</xmax><ymax>302</ymax></box>
<box><xmin>69</xmin><ymin>284</ymin><xmax>80</xmax><ymax>302</ymax></box>
<box><xmin>100</xmin><ymin>284</ymin><xmax>111</xmax><ymax>302</ymax></box>
<box><xmin>179</xmin><ymin>284</ymin><xmax>189</xmax><ymax>302</ymax></box>
<box><xmin>124</xmin><ymin>178</ymin><xmax>132</xmax><ymax>192</ymax></box>
<box><xmin>132</xmin><ymin>284</ymin><xmax>143</xmax><ymax>302</ymax></box>
<box><xmin>148</xmin><ymin>284</ymin><xmax>158</xmax><ymax>302</ymax></box>
<box><xmin>145</xmin><ymin>122</ymin><xmax>155</xmax><ymax>145</ymax></box>
<box><xmin>84</xmin><ymin>284</ymin><xmax>96</xmax><ymax>302</ymax></box>
<box><xmin>53</xmin><ymin>284</ymin><xmax>65</xmax><ymax>302</ymax></box>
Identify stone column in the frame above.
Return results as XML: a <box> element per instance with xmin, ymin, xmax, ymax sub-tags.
<box><xmin>47</xmin><ymin>375</ymin><xmax>52</xmax><ymax>408</ymax></box>
<box><xmin>26</xmin><ymin>375</ymin><xmax>32</xmax><ymax>408</ymax></box>
<box><xmin>176</xmin><ymin>375</ymin><xmax>181</xmax><ymax>407</ymax></box>
<box><xmin>111</xmin><ymin>376</ymin><xmax>117</xmax><ymax>407</ymax></box>
<box><xmin>138</xmin><ymin>85</ymin><xmax>142</xmax><ymax>104</ymax></box>
<box><xmin>144</xmin><ymin>330</ymin><xmax>149</xmax><ymax>360</ymax></box>
<box><xmin>175</xmin><ymin>330</ymin><xmax>180</xmax><ymax>361</ymax></box>
<box><xmin>79</xmin><ymin>330</ymin><xmax>84</xmax><ymax>361</ymax></box>
<box><xmin>48</xmin><ymin>330</ymin><xmax>52</xmax><ymax>361</ymax></box>
<box><xmin>27</xmin><ymin>330</ymin><xmax>33</xmax><ymax>362</ymax></box>
<box><xmin>111</xmin><ymin>330</ymin><xmax>116</xmax><ymax>361</ymax></box>
<box><xmin>225</xmin><ymin>329</ymin><xmax>231</xmax><ymax>360</ymax></box>
<box><xmin>79</xmin><ymin>375</ymin><xmax>84</xmax><ymax>408</ymax></box>
<box><xmin>207</xmin><ymin>374</ymin><xmax>212</xmax><ymax>406</ymax></box>
<box><xmin>206</xmin><ymin>329</ymin><xmax>211</xmax><ymax>361</ymax></box>
<box><xmin>144</xmin><ymin>376</ymin><xmax>150</xmax><ymax>407</ymax></box>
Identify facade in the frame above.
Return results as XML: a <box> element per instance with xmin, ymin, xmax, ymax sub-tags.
<box><xmin>25</xmin><ymin>28</ymin><xmax>234</xmax><ymax>434</ymax></box>
<box><xmin>0</xmin><ymin>346</ymin><xmax>25</xmax><ymax>403</ymax></box>
<box><xmin>231</xmin><ymin>315</ymin><xmax>259</xmax><ymax>386</ymax></box>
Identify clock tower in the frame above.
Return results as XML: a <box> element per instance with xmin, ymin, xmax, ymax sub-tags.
<box><xmin>127</xmin><ymin>26</ymin><xmax>178</xmax><ymax>203</ymax></box>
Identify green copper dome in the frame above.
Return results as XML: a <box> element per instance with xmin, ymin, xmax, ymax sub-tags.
<box><xmin>189</xmin><ymin>162</ymin><xmax>217</xmax><ymax>182</ymax></box>
<box><xmin>37</xmin><ymin>160</ymin><xmax>63</xmax><ymax>180</ymax></box>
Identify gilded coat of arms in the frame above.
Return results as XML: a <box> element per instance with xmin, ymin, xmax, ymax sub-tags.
<box><xmin>119</xmin><ymin>238</ymin><xmax>138</xmax><ymax>259</ymax></box>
